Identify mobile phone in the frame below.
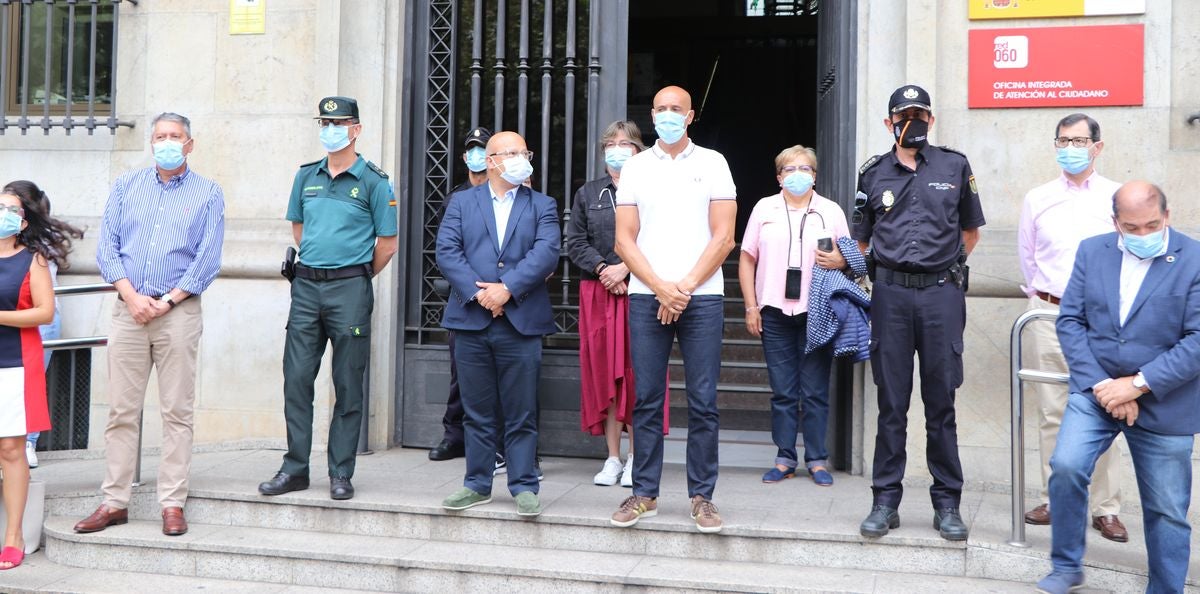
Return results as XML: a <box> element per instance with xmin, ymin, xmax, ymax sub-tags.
<box><xmin>817</xmin><ymin>237</ymin><xmax>833</xmax><ymax>252</ymax></box>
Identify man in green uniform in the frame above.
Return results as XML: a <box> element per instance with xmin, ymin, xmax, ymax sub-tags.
<box><xmin>258</xmin><ymin>96</ymin><xmax>398</xmax><ymax>501</ymax></box>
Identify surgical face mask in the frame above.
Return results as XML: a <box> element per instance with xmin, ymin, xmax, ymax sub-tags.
<box><xmin>892</xmin><ymin>117</ymin><xmax>929</xmax><ymax>149</ymax></box>
<box><xmin>319</xmin><ymin>124</ymin><xmax>353</xmax><ymax>153</ymax></box>
<box><xmin>654</xmin><ymin>111</ymin><xmax>687</xmax><ymax>145</ymax></box>
<box><xmin>0</xmin><ymin>211</ymin><xmax>21</xmax><ymax>239</ymax></box>
<box><xmin>499</xmin><ymin>155</ymin><xmax>533</xmax><ymax>185</ymax></box>
<box><xmin>1056</xmin><ymin>146</ymin><xmax>1091</xmax><ymax>175</ymax></box>
<box><xmin>152</xmin><ymin>140</ymin><xmax>187</xmax><ymax>170</ymax></box>
<box><xmin>604</xmin><ymin>146</ymin><xmax>634</xmax><ymax>171</ymax></box>
<box><xmin>465</xmin><ymin>147</ymin><xmax>487</xmax><ymax>172</ymax></box>
<box><xmin>1123</xmin><ymin>227</ymin><xmax>1167</xmax><ymax>260</ymax></box>
<box><xmin>781</xmin><ymin>171</ymin><xmax>815</xmax><ymax>196</ymax></box>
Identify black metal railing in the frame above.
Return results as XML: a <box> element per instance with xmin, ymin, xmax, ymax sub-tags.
<box><xmin>0</xmin><ymin>0</ymin><xmax>136</xmax><ymax>135</ymax></box>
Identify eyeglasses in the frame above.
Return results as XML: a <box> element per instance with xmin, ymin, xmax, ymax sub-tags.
<box><xmin>603</xmin><ymin>140</ymin><xmax>637</xmax><ymax>150</ymax></box>
<box><xmin>780</xmin><ymin>165</ymin><xmax>815</xmax><ymax>175</ymax></box>
<box><xmin>851</xmin><ymin>192</ymin><xmax>868</xmax><ymax>225</ymax></box>
<box><xmin>1053</xmin><ymin>136</ymin><xmax>1094</xmax><ymax>148</ymax></box>
<box><xmin>0</xmin><ymin>205</ymin><xmax>24</xmax><ymax>217</ymax></box>
<box><xmin>317</xmin><ymin>119</ymin><xmax>360</xmax><ymax>128</ymax></box>
<box><xmin>488</xmin><ymin>150</ymin><xmax>534</xmax><ymax>160</ymax></box>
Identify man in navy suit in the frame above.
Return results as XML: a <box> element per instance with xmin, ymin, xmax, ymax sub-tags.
<box><xmin>435</xmin><ymin>131</ymin><xmax>560</xmax><ymax>517</ymax></box>
<box><xmin>1038</xmin><ymin>181</ymin><xmax>1200</xmax><ymax>594</ymax></box>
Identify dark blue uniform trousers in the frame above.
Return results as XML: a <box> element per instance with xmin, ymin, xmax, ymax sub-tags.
<box><xmin>439</xmin><ymin>332</ymin><xmax>465</xmax><ymax>445</ymax></box>
<box><xmin>869</xmin><ymin>279</ymin><xmax>965</xmax><ymax>509</ymax></box>
<box><xmin>454</xmin><ymin>316</ymin><xmax>541</xmax><ymax>495</ymax></box>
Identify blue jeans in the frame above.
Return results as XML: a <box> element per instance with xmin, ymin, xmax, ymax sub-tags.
<box><xmin>1049</xmin><ymin>393</ymin><xmax>1193</xmax><ymax>593</ymax></box>
<box><xmin>629</xmin><ymin>293</ymin><xmax>723</xmax><ymax>500</ymax></box>
<box><xmin>759</xmin><ymin>307</ymin><xmax>833</xmax><ymax>469</ymax></box>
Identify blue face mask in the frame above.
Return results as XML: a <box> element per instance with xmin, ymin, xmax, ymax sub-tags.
<box><xmin>0</xmin><ymin>212</ymin><xmax>22</xmax><ymax>239</ymax></box>
<box><xmin>319</xmin><ymin>124</ymin><xmax>352</xmax><ymax>153</ymax></box>
<box><xmin>604</xmin><ymin>146</ymin><xmax>634</xmax><ymax>171</ymax></box>
<box><xmin>1056</xmin><ymin>146</ymin><xmax>1091</xmax><ymax>175</ymax></box>
<box><xmin>654</xmin><ymin>111</ymin><xmax>687</xmax><ymax>145</ymax></box>
<box><xmin>781</xmin><ymin>171</ymin><xmax>815</xmax><ymax>196</ymax></box>
<box><xmin>1123</xmin><ymin>227</ymin><xmax>1167</xmax><ymax>260</ymax></box>
<box><xmin>153</xmin><ymin>140</ymin><xmax>187</xmax><ymax>170</ymax></box>
<box><xmin>465</xmin><ymin>147</ymin><xmax>487</xmax><ymax>172</ymax></box>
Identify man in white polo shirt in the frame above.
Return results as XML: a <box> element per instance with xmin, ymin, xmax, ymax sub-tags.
<box><xmin>609</xmin><ymin>85</ymin><xmax>737</xmax><ymax>534</ymax></box>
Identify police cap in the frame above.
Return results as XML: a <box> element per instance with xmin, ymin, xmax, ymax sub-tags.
<box><xmin>464</xmin><ymin>127</ymin><xmax>493</xmax><ymax>150</ymax></box>
<box><xmin>314</xmin><ymin>96</ymin><xmax>359</xmax><ymax>120</ymax></box>
<box><xmin>888</xmin><ymin>85</ymin><xmax>932</xmax><ymax>114</ymax></box>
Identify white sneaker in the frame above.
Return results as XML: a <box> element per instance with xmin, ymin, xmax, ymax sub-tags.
<box><xmin>25</xmin><ymin>441</ymin><xmax>38</xmax><ymax>468</ymax></box>
<box><xmin>593</xmin><ymin>456</ymin><xmax>622</xmax><ymax>486</ymax></box>
<box><xmin>620</xmin><ymin>455</ymin><xmax>634</xmax><ymax>488</ymax></box>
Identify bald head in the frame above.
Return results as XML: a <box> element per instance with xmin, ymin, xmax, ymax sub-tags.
<box><xmin>486</xmin><ymin>131</ymin><xmax>526</xmax><ymax>155</ymax></box>
<box><xmin>653</xmin><ymin>86</ymin><xmax>692</xmax><ymax>111</ymax></box>
<box><xmin>1112</xmin><ymin>180</ymin><xmax>1169</xmax><ymax>236</ymax></box>
<box><xmin>485</xmin><ymin>131</ymin><xmax>530</xmax><ymax>189</ymax></box>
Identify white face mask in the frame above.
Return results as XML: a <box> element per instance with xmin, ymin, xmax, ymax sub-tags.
<box><xmin>498</xmin><ymin>155</ymin><xmax>533</xmax><ymax>185</ymax></box>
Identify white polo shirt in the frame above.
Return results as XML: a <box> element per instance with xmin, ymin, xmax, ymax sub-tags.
<box><xmin>616</xmin><ymin>140</ymin><xmax>737</xmax><ymax>296</ymax></box>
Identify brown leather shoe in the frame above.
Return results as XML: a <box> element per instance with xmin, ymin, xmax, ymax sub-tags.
<box><xmin>1092</xmin><ymin>515</ymin><xmax>1128</xmax><ymax>543</ymax></box>
<box><xmin>73</xmin><ymin>505</ymin><xmax>128</xmax><ymax>533</ymax></box>
<box><xmin>162</xmin><ymin>507</ymin><xmax>188</xmax><ymax>536</ymax></box>
<box><xmin>1024</xmin><ymin>503</ymin><xmax>1051</xmax><ymax>525</ymax></box>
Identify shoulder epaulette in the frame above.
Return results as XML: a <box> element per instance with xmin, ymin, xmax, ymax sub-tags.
<box><xmin>298</xmin><ymin>158</ymin><xmax>323</xmax><ymax>169</ymax></box>
<box><xmin>858</xmin><ymin>154</ymin><xmax>884</xmax><ymax>176</ymax></box>
<box><xmin>938</xmin><ymin>145</ymin><xmax>968</xmax><ymax>159</ymax></box>
<box><xmin>366</xmin><ymin>160</ymin><xmax>389</xmax><ymax>179</ymax></box>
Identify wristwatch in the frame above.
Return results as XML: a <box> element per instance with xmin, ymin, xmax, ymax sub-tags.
<box><xmin>159</xmin><ymin>294</ymin><xmax>176</xmax><ymax>308</ymax></box>
<box><xmin>1132</xmin><ymin>372</ymin><xmax>1148</xmax><ymax>392</ymax></box>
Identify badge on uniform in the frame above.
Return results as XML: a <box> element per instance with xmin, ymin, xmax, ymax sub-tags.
<box><xmin>350</xmin><ymin>187</ymin><xmax>360</xmax><ymax>198</ymax></box>
<box><xmin>882</xmin><ymin>190</ymin><xmax>895</xmax><ymax>211</ymax></box>
<box><xmin>969</xmin><ymin>175</ymin><xmax>978</xmax><ymax>195</ymax></box>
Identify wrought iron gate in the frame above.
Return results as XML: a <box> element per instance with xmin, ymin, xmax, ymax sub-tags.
<box><xmin>397</xmin><ymin>0</ymin><xmax>629</xmax><ymax>454</ymax></box>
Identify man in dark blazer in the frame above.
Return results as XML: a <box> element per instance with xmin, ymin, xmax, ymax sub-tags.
<box><xmin>1038</xmin><ymin>181</ymin><xmax>1200</xmax><ymax>594</ymax></box>
<box><xmin>435</xmin><ymin>130</ymin><xmax>560</xmax><ymax>517</ymax></box>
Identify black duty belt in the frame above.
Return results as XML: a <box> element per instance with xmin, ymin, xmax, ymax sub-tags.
<box><xmin>294</xmin><ymin>263</ymin><xmax>372</xmax><ymax>282</ymax></box>
<box><xmin>876</xmin><ymin>266</ymin><xmax>950</xmax><ymax>289</ymax></box>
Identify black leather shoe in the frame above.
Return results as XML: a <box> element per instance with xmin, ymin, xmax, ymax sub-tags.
<box><xmin>428</xmin><ymin>439</ymin><xmax>465</xmax><ymax>461</ymax></box>
<box><xmin>330</xmin><ymin>476</ymin><xmax>355</xmax><ymax>500</ymax></box>
<box><xmin>934</xmin><ymin>508</ymin><xmax>969</xmax><ymax>541</ymax></box>
<box><xmin>860</xmin><ymin>505</ymin><xmax>900</xmax><ymax>537</ymax></box>
<box><xmin>258</xmin><ymin>472</ymin><xmax>309</xmax><ymax>496</ymax></box>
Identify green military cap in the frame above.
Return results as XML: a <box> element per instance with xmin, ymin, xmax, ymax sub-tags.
<box><xmin>314</xmin><ymin>96</ymin><xmax>359</xmax><ymax>120</ymax></box>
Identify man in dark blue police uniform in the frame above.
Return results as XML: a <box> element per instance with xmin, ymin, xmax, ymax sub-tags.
<box><xmin>853</xmin><ymin>85</ymin><xmax>986</xmax><ymax>541</ymax></box>
<box><xmin>258</xmin><ymin>96</ymin><xmax>398</xmax><ymax>501</ymax></box>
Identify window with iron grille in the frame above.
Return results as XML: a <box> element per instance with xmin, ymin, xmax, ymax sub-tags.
<box><xmin>1</xmin><ymin>0</ymin><xmax>135</xmax><ymax>135</ymax></box>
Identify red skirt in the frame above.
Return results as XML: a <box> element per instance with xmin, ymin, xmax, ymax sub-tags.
<box><xmin>578</xmin><ymin>280</ymin><xmax>668</xmax><ymax>436</ymax></box>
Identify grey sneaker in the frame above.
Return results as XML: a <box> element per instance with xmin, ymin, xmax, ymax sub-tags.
<box><xmin>515</xmin><ymin>491</ymin><xmax>541</xmax><ymax>517</ymax></box>
<box><xmin>690</xmin><ymin>495</ymin><xmax>722</xmax><ymax>533</ymax></box>
<box><xmin>611</xmin><ymin>495</ymin><xmax>657</xmax><ymax>527</ymax></box>
<box><xmin>442</xmin><ymin>487</ymin><xmax>491</xmax><ymax>511</ymax></box>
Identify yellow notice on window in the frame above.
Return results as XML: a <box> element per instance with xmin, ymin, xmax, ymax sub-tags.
<box><xmin>230</xmin><ymin>0</ymin><xmax>266</xmax><ymax>35</ymax></box>
<box><xmin>969</xmin><ymin>0</ymin><xmax>1145</xmax><ymax>20</ymax></box>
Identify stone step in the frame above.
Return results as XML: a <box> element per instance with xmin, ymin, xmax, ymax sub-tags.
<box><xmin>42</xmin><ymin>517</ymin><xmax>1036</xmax><ymax>593</ymax></box>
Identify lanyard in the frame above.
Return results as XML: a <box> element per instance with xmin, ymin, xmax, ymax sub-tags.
<box><xmin>783</xmin><ymin>195</ymin><xmax>826</xmax><ymax>269</ymax></box>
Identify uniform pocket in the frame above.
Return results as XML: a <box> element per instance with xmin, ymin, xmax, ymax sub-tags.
<box><xmin>869</xmin><ymin>339</ymin><xmax>884</xmax><ymax>386</ymax></box>
<box><xmin>950</xmin><ymin>340</ymin><xmax>964</xmax><ymax>389</ymax></box>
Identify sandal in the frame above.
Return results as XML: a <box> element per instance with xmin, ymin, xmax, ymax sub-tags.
<box><xmin>0</xmin><ymin>546</ymin><xmax>24</xmax><ymax>570</ymax></box>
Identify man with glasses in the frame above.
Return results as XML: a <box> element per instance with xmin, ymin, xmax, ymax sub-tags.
<box><xmin>853</xmin><ymin>85</ymin><xmax>986</xmax><ymax>541</ymax></box>
<box><xmin>1018</xmin><ymin>113</ymin><xmax>1127</xmax><ymax>542</ymax></box>
<box><xmin>258</xmin><ymin>96</ymin><xmax>398</xmax><ymax>501</ymax></box>
<box><xmin>437</xmin><ymin>131</ymin><xmax>559</xmax><ymax>517</ymax></box>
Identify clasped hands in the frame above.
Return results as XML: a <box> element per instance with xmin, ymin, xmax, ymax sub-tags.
<box><xmin>475</xmin><ymin>281</ymin><xmax>511</xmax><ymax>318</ymax></box>
<box><xmin>653</xmin><ymin>278</ymin><xmax>695</xmax><ymax>325</ymax></box>
<box><xmin>598</xmin><ymin>262</ymin><xmax>629</xmax><ymax>296</ymax></box>
<box><xmin>1093</xmin><ymin>376</ymin><xmax>1144</xmax><ymax>426</ymax></box>
<box><xmin>125</xmin><ymin>293</ymin><xmax>171</xmax><ymax>325</ymax></box>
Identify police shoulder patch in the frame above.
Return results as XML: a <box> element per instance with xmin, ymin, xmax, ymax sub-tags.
<box><xmin>858</xmin><ymin>154</ymin><xmax>884</xmax><ymax>176</ymax></box>
<box><xmin>366</xmin><ymin>160</ymin><xmax>389</xmax><ymax>179</ymax></box>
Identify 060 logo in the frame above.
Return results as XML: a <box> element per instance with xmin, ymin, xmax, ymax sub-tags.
<box><xmin>993</xmin><ymin>35</ymin><xmax>1028</xmax><ymax>69</ymax></box>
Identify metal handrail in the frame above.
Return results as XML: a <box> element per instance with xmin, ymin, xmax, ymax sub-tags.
<box><xmin>1009</xmin><ymin>308</ymin><xmax>1070</xmax><ymax>547</ymax></box>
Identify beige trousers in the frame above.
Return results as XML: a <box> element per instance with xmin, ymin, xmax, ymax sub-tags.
<box><xmin>1025</xmin><ymin>295</ymin><xmax>1122</xmax><ymax>516</ymax></box>
<box><xmin>102</xmin><ymin>297</ymin><xmax>203</xmax><ymax>510</ymax></box>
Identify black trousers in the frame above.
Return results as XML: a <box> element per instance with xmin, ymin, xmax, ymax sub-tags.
<box><xmin>439</xmin><ymin>332</ymin><xmax>465</xmax><ymax>446</ymax></box>
<box><xmin>868</xmin><ymin>278</ymin><xmax>966</xmax><ymax>509</ymax></box>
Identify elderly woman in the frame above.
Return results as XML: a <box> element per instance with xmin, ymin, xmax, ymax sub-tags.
<box><xmin>566</xmin><ymin>120</ymin><xmax>666</xmax><ymax>488</ymax></box>
<box><xmin>738</xmin><ymin>145</ymin><xmax>850</xmax><ymax>487</ymax></box>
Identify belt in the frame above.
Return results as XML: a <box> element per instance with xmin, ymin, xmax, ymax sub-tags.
<box><xmin>294</xmin><ymin>263</ymin><xmax>372</xmax><ymax>282</ymax></box>
<box><xmin>1036</xmin><ymin>291</ymin><xmax>1061</xmax><ymax>305</ymax></box>
<box><xmin>876</xmin><ymin>266</ymin><xmax>949</xmax><ymax>289</ymax></box>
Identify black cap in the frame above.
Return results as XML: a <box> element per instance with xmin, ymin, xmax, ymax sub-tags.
<box><xmin>888</xmin><ymin>85</ymin><xmax>932</xmax><ymax>114</ymax></box>
<box><xmin>313</xmin><ymin>96</ymin><xmax>359</xmax><ymax>120</ymax></box>
<box><xmin>464</xmin><ymin>127</ymin><xmax>492</xmax><ymax>149</ymax></box>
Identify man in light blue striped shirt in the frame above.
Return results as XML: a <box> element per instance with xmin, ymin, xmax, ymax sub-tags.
<box><xmin>75</xmin><ymin>112</ymin><xmax>224</xmax><ymax>539</ymax></box>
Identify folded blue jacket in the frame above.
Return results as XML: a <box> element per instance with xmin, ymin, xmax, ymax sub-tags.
<box><xmin>807</xmin><ymin>236</ymin><xmax>871</xmax><ymax>361</ymax></box>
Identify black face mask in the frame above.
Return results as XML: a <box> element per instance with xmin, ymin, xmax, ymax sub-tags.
<box><xmin>893</xmin><ymin>118</ymin><xmax>929</xmax><ymax>149</ymax></box>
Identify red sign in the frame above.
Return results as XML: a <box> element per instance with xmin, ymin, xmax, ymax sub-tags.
<box><xmin>968</xmin><ymin>24</ymin><xmax>1143</xmax><ymax>109</ymax></box>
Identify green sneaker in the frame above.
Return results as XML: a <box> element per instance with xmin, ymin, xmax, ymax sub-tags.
<box><xmin>515</xmin><ymin>491</ymin><xmax>541</xmax><ymax>517</ymax></box>
<box><xmin>442</xmin><ymin>487</ymin><xmax>491</xmax><ymax>511</ymax></box>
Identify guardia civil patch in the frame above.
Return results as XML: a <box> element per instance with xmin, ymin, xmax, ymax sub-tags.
<box><xmin>350</xmin><ymin>326</ymin><xmax>365</xmax><ymax>336</ymax></box>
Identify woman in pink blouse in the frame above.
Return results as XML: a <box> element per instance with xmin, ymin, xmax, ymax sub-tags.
<box><xmin>738</xmin><ymin>145</ymin><xmax>850</xmax><ymax>486</ymax></box>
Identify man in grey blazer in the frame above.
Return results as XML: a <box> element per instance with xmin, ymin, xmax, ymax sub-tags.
<box><xmin>1038</xmin><ymin>181</ymin><xmax>1200</xmax><ymax>594</ymax></box>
